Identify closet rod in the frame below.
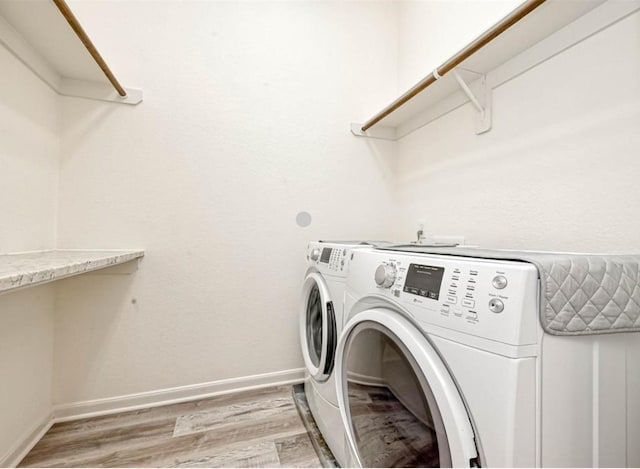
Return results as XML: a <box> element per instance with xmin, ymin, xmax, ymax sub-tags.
<box><xmin>361</xmin><ymin>0</ymin><xmax>546</xmax><ymax>132</ymax></box>
<box><xmin>52</xmin><ymin>0</ymin><xmax>127</xmax><ymax>97</ymax></box>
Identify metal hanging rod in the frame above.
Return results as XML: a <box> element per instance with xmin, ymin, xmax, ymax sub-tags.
<box><xmin>360</xmin><ymin>0</ymin><xmax>547</xmax><ymax>132</ymax></box>
<box><xmin>52</xmin><ymin>0</ymin><xmax>127</xmax><ymax>97</ymax></box>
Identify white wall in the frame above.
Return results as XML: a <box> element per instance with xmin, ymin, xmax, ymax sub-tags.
<box><xmin>53</xmin><ymin>1</ymin><xmax>398</xmax><ymax>404</ymax></box>
<box><xmin>392</xmin><ymin>8</ymin><xmax>640</xmax><ymax>253</ymax></box>
<box><xmin>0</xmin><ymin>46</ymin><xmax>58</xmax><ymax>461</ymax></box>
<box><xmin>0</xmin><ymin>48</ymin><xmax>59</xmax><ymax>251</ymax></box>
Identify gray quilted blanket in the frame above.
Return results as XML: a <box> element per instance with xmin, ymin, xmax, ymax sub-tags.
<box><xmin>381</xmin><ymin>246</ymin><xmax>640</xmax><ymax>336</ymax></box>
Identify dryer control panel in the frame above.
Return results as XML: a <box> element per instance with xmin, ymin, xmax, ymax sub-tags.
<box><xmin>307</xmin><ymin>242</ymin><xmax>360</xmax><ymax>278</ymax></box>
<box><xmin>346</xmin><ymin>250</ymin><xmax>540</xmax><ymax>346</ymax></box>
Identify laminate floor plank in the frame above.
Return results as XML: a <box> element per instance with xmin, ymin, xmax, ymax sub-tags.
<box><xmin>173</xmin><ymin>395</ymin><xmax>294</xmax><ymax>437</ymax></box>
<box><xmin>44</xmin><ymin>385</ymin><xmax>292</xmax><ymax>440</ymax></box>
<box><xmin>21</xmin><ymin>407</ymin><xmax>308</xmax><ymax>467</ymax></box>
<box><xmin>18</xmin><ymin>385</ymin><xmax>323</xmax><ymax>468</ymax></box>
<box><xmin>168</xmin><ymin>441</ymin><xmax>281</xmax><ymax>468</ymax></box>
<box><xmin>71</xmin><ymin>412</ymin><xmax>305</xmax><ymax>468</ymax></box>
<box><xmin>275</xmin><ymin>432</ymin><xmax>322</xmax><ymax>468</ymax></box>
<box><xmin>20</xmin><ymin>420</ymin><xmax>176</xmax><ymax>467</ymax></box>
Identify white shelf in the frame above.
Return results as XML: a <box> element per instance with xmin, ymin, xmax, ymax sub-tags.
<box><xmin>352</xmin><ymin>0</ymin><xmax>639</xmax><ymax>140</ymax></box>
<box><xmin>0</xmin><ymin>0</ymin><xmax>142</xmax><ymax>105</ymax></box>
<box><xmin>0</xmin><ymin>250</ymin><xmax>144</xmax><ymax>294</ymax></box>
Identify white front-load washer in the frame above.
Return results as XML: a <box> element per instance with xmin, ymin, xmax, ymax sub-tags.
<box><xmin>300</xmin><ymin>241</ymin><xmax>387</xmax><ymax>464</ymax></box>
<box><xmin>333</xmin><ymin>247</ymin><xmax>640</xmax><ymax>468</ymax></box>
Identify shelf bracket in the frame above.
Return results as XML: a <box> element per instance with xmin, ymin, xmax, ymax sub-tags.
<box><xmin>450</xmin><ymin>68</ymin><xmax>492</xmax><ymax>134</ymax></box>
<box><xmin>350</xmin><ymin>123</ymin><xmax>396</xmax><ymax>140</ymax></box>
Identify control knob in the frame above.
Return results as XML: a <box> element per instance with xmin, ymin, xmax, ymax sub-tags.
<box><xmin>488</xmin><ymin>298</ymin><xmax>505</xmax><ymax>313</ymax></box>
<box><xmin>310</xmin><ymin>248</ymin><xmax>320</xmax><ymax>261</ymax></box>
<box><xmin>375</xmin><ymin>264</ymin><xmax>397</xmax><ymax>288</ymax></box>
<box><xmin>492</xmin><ymin>275</ymin><xmax>508</xmax><ymax>289</ymax></box>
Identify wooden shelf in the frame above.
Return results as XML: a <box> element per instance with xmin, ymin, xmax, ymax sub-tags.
<box><xmin>352</xmin><ymin>0</ymin><xmax>627</xmax><ymax>140</ymax></box>
<box><xmin>0</xmin><ymin>0</ymin><xmax>142</xmax><ymax>104</ymax></box>
<box><xmin>0</xmin><ymin>250</ymin><xmax>144</xmax><ymax>294</ymax></box>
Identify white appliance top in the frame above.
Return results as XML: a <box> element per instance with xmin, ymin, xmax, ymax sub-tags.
<box><xmin>377</xmin><ymin>245</ymin><xmax>640</xmax><ymax>337</ymax></box>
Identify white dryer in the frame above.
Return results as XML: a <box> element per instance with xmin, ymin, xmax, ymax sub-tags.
<box><xmin>333</xmin><ymin>247</ymin><xmax>640</xmax><ymax>468</ymax></box>
<box><xmin>300</xmin><ymin>241</ymin><xmax>386</xmax><ymax>463</ymax></box>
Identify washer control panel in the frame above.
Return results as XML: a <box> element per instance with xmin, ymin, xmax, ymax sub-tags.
<box><xmin>349</xmin><ymin>250</ymin><xmax>540</xmax><ymax>346</ymax></box>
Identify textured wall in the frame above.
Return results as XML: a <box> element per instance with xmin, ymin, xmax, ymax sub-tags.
<box><xmin>392</xmin><ymin>8</ymin><xmax>640</xmax><ymax>253</ymax></box>
<box><xmin>53</xmin><ymin>1</ymin><xmax>398</xmax><ymax>403</ymax></box>
<box><xmin>0</xmin><ymin>46</ymin><xmax>58</xmax><ymax>461</ymax></box>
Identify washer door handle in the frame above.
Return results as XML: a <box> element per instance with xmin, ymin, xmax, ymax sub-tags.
<box><xmin>322</xmin><ymin>301</ymin><xmax>337</xmax><ymax>376</ymax></box>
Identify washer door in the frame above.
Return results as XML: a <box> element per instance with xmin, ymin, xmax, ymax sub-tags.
<box><xmin>300</xmin><ymin>272</ymin><xmax>337</xmax><ymax>382</ymax></box>
<box><xmin>336</xmin><ymin>308</ymin><xmax>477</xmax><ymax>468</ymax></box>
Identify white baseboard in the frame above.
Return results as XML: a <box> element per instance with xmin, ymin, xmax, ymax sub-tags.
<box><xmin>1</xmin><ymin>412</ymin><xmax>54</xmax><ymax>468</ymax></box>
<box><xmin>52</xmin><ymin>368</ymin><xmax>305</xmax><ymax>422</ymax></box>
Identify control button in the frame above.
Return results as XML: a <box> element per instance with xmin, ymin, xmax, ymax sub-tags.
<box><xmin>489</xmin><ymin>298</ymin><xmax>505</xmax><ymax>313</ymax></box>
<box><xmin>462</xmin><ymin>298</ymin><xmax>475</xmax><ymax>308</ymax></box>
<box><xmin>310</xmin><ymin>248</ymin><xmax>320</xmax><ymax>261</ymax></box>
<box><xmin>446</xmin><ymin>295</ymin><xmax>457</xmax><ymax>304</ymax></box>
<box><xmin>492</xmin><ymin>275</ymin><xmax>508</xmax><ymax>290</ymax></box>
<box><xmin>375</xmin><ymin>264</ymin><xmax>397</xmax><ymax>288</ymax></box>
<box><xmin>466</xmin><ymin>311</ymin><xmax>478</xmax><ymax>320</ymax></box>
<box><xmin>441</xmin><ymin>304</ymin><xmax>450</xmax><ymax>312</ymax></box>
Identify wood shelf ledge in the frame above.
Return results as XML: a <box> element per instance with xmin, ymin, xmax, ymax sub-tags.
<box><xmin>0</xmin><ymin>0</ymin><xmax>142</xmax><ymax>105</ymax></box>
<box><xmin>351</xmin><ymin>0</ymin><xmax>632</xmax><ymax>140</ymax></box>
<box><xmin>0</xmin><ymin>249</ymin><xmax>144</xmax><ymax>294</ymax></box>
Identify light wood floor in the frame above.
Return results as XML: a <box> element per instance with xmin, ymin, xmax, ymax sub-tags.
<box><xmin>19</xmin><ymin>385</ymin><xmax>322</xmax><ymax>468</ymax></box>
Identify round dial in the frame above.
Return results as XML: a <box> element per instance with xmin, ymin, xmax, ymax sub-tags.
<box><xmin>488</xmin><ymin>298</ymin><xmax>504</xmax><ymax>313</ymax></box>
<box><xmin>375</xmin><ymin>264</ymin><xmax>397</xmax><ymax>288</ymax></box>
<box><xmin>492</xmin><ymin>275</ymin><xmax>508</xmax><ymax>290</ymax></box>
<box><xmin>310</xmin><ymin>248</ymin><xmax>321</xmax><ymax>261</ymax></box>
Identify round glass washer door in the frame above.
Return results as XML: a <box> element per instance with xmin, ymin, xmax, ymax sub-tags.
<box><xmin>299</xmin><ymin>272</ymin><xmax>337</xmax><ymax>382</ymax></box>
<box><xmin>336</xmin><ymin>308</ymin><xmax>477</xmax><ymax>468</ymax></box>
